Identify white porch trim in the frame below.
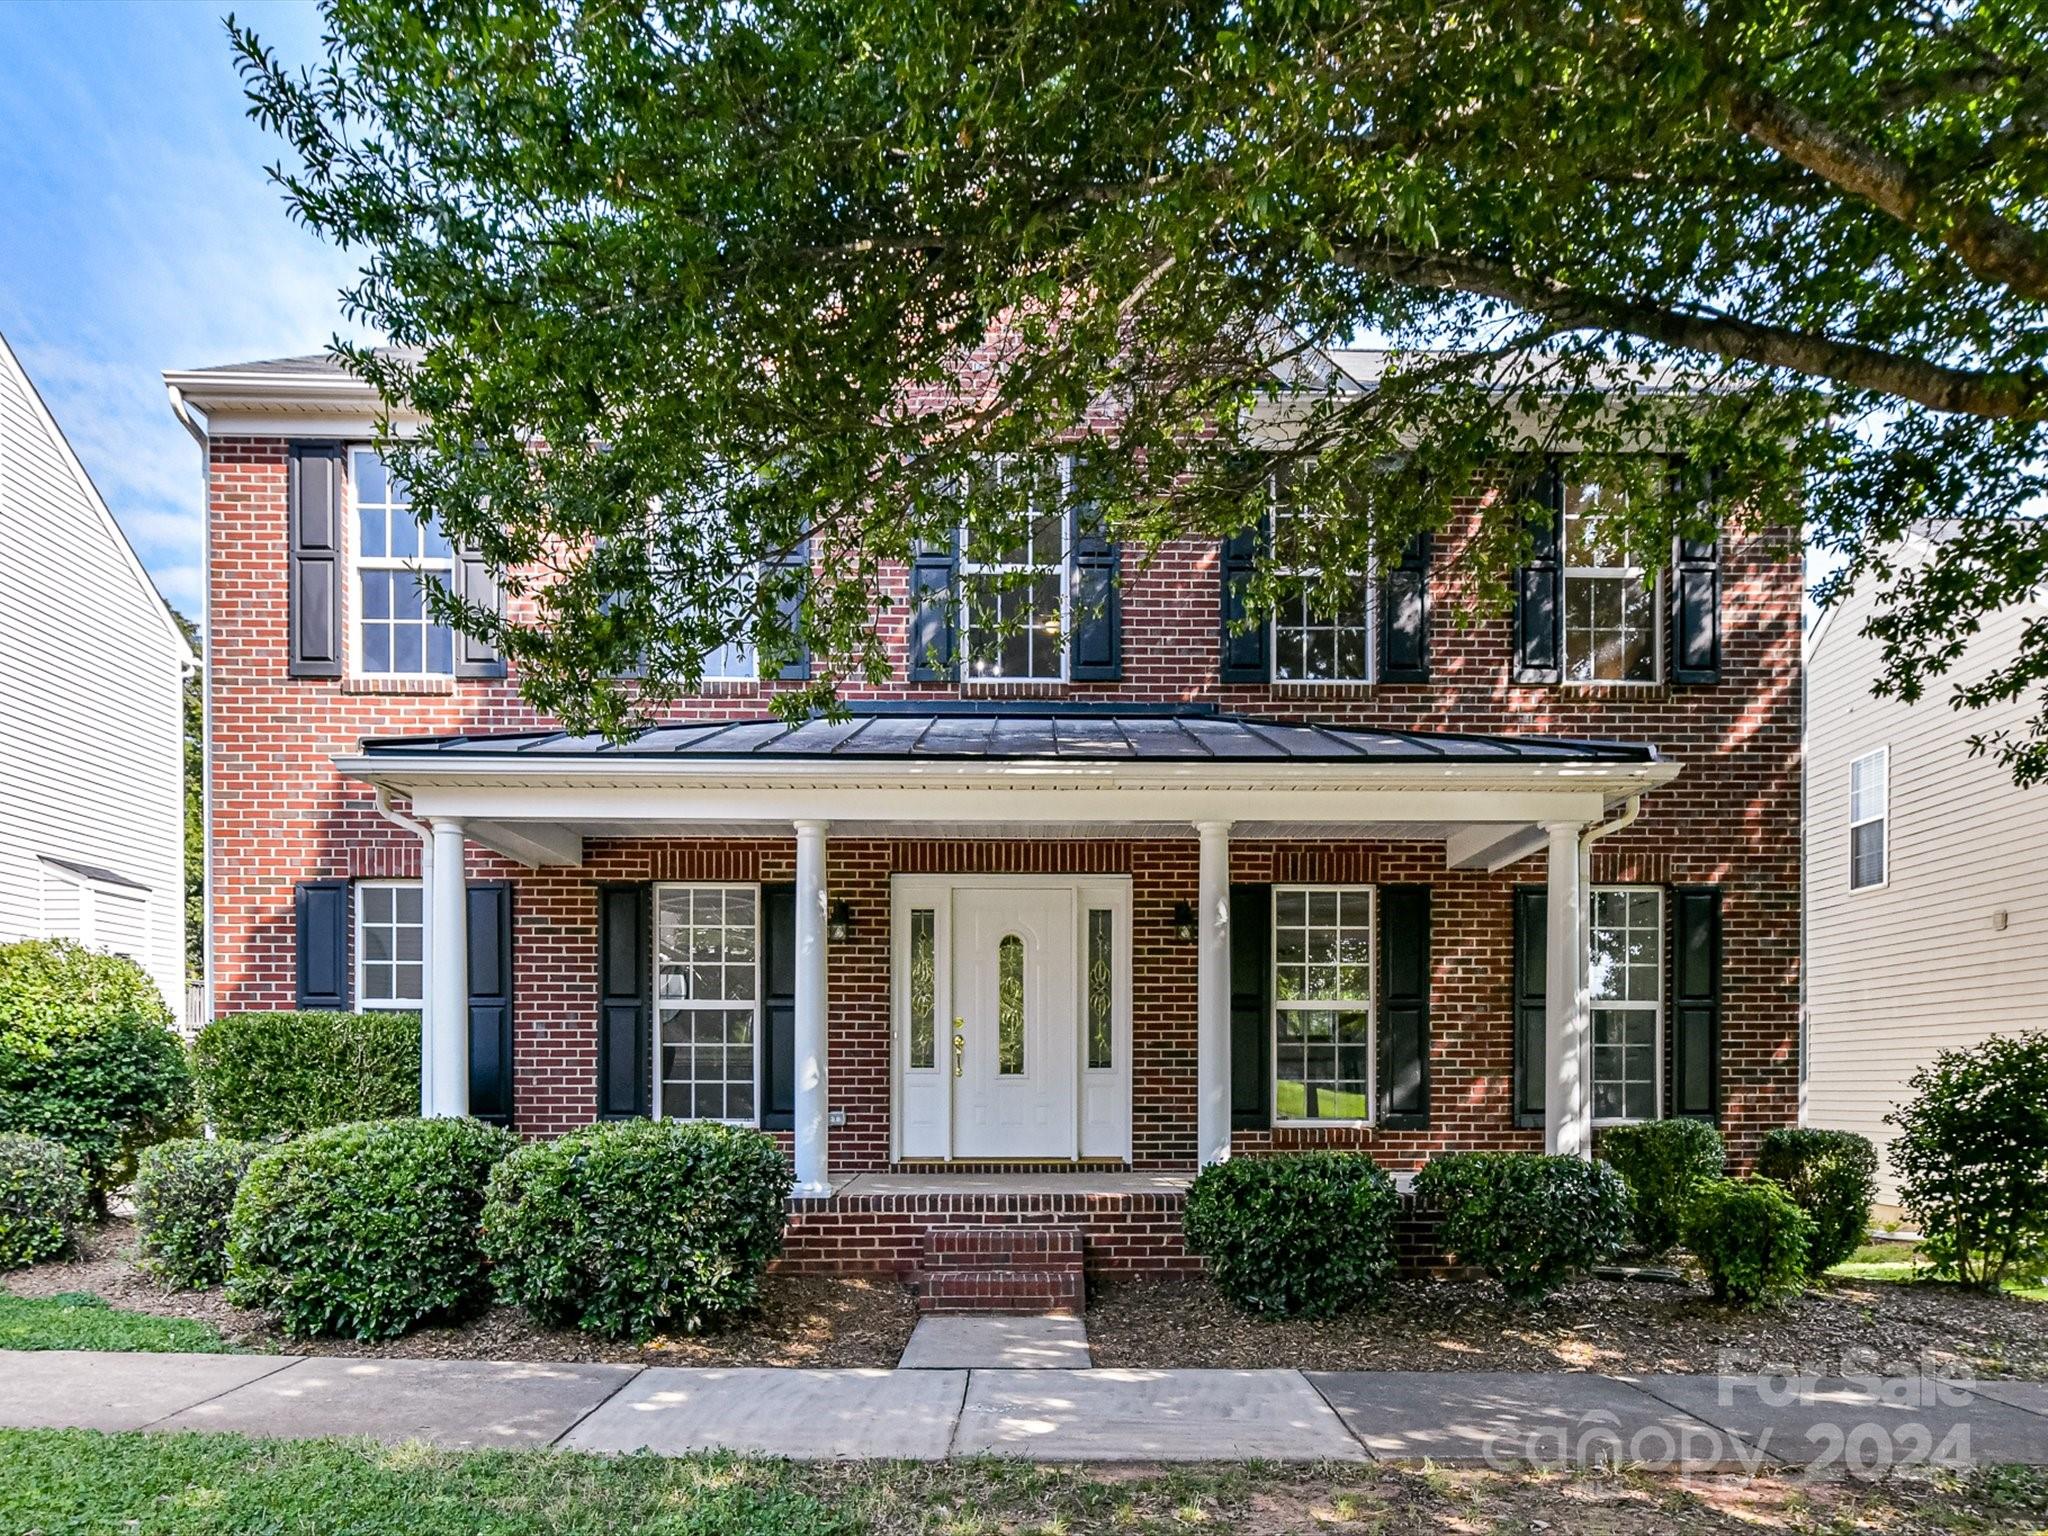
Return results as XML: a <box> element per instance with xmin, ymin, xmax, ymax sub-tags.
<box><xmin>424</xmin><ymin>817</ymin><xmax>470</xmax><ymax>1119</ymax></box>
<box><xmin>1195</xmin><ymin>821</ymin><xmax>1233</xmax><ymax>1165</ymax></box>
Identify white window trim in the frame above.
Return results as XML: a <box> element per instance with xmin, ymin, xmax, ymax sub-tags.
<box><xmin>1270</xmin><ymin>883</ymin><xmax>1377</xmax><ymax>1129</ymax></box>
<box><xmin>959</xmin><ymin>456</ymin><xmax>1071</xmax><ymax>684</ymax></box>
<box><xmin>1589</xmin><ymin>884</ymin><xmax>1664</xmax><ymax>1127</ymax></box>
<box><xmin>650</xmin><ymin>881</ymin><xmax>764</xmax><ymax>1127</ymax></box>
<box><xmin>347</xmin><ymin>446</ymin><xmax>455</xmax><ymax>681</ymax></box>
<box><xmin>1268</xmin><ymin>476</ymin><xmax>1377</xmax><ymax>687</ymax></box>
<box><xmin>354</xmin><ymin>878</ymin><xmax>425</xmax><ymax>1011</ymax></box>
<box><xmin>1561</xmin><ymin>481</ymin><xmax>1663</xmax><ymax>689</ymax></box>
<box><xmin>1848</xmin><ymin>746</ymin><xmax>1890</xmax><ymax>892</ymax></box>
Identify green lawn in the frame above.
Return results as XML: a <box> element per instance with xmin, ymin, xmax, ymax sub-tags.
<box><xmin>0</xmin><ymin>1429</ymin><xmax>2044</xmax><ymax>1536</ymax></box>
<box><xmin>1828</xmin><ymin>1242</ymin><xmax>2048</xmax><ymax>1302</ymax></box>
<box><xmin>0</xmin><ymin>1293</ymin><xmax>232</xmax><ymax>1353</ymax></box>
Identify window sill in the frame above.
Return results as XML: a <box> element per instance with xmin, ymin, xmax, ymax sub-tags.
<box><xmin>958</xmin><ymin>679</ymin><xmax>1070</xmax><ymax>696</ymax></box>
<box><xmin>1271</xmin><ymin>1118</ymin><xmax>1374</xmax><ymax>1131</ymax></box>
<box><xmin>343</xmin><ymin>676</ymin><xmax>457</xmax><ymax>696</ymax></box>
<box><xmin>1268</xmin><ymin>681</ymin><xmax>1378</xmax><ymax>697</ymax></box>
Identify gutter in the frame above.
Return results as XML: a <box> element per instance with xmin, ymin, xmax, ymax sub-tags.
<box><xmin>168</xmin><ymin>382</ymin><xmax>212</xmax><ymax>1029</ymax></box>
<box><xmin>375</xmin><ymin>788</ymin><xmax>437</xmax><ymax>1115</ymax></box>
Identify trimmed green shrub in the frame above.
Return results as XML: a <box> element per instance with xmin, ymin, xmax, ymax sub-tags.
<box><xmin>1414</xmin><ymin>1151</ymin><xmax>1631</xmax><ymax>1304</ymax></box>
<box><xmin>1888</xmin><ymin>1031</ymin><xmax>2048</xmax><ymax>1291</ymax></box>
<box><xmin>1756</xmin><ymin>1128</ymin><xmax>1878</xmax><ymax>1275</ymax></box>
<box><xmin>226</xmin><ymin>1117</ymin><xmax>516</xmax><ymax>1339</ymax></box>
<box><xmin>1182</xmin><ymin>1153</ymin><xmax>1398</xmax><ymax>1317</ymax></box>
<box><xmin>191</xmin><ymin>1010</ymin><xmax>420</xmax><ymax>1139</ymax></box>
<box><xmin>482</xmin><ymin>1120</ymin><xmax>792</xmax><ymax>1339</ymax></box>
<box><xmin>134</xmin><ymin>1138</ymin><xmax>262</xmax><ymax>1290</ymax></box>
<box><xmin>0</xmin><ymin>940</ymin><xmax>192</xmax><ymax>1196</ymax></box>
<box><xmin>1682</xmin><ymin>1175</ymin><xmax>1813</xmax><ymax>1306</ymax></box>
<box><xmin>1599</xmin><ymin>1119</ymin><xmax>1725</xmax><ymax>1258</ymax></box>
<box><xmin>0</xmin><ymin>1133</ymin><xmax>87</xmax><ymax>1270</ymax></box>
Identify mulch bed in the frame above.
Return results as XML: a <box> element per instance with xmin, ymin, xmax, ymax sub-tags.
<box><xmin>3</xmin><ymin>1219</ymin><xmax>918</xmax><ymax>1368</ymax></box>
<box><xmin>1086</xmin><ymin>1269</ymin><xmax>2048</xmax><ymax>1379</ymax></box>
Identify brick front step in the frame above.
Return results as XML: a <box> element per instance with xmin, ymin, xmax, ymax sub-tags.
<box><xmin>914</xmin><ymin>1225</ymin><xmax>1086</xmax><ymax>1313</ymax></box>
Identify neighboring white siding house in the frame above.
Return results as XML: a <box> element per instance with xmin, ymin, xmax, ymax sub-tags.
<box><xmin>0</xmin><ymin>332</ymin><xmax>192</xmax><ymax>1024</ymax></box>
<box><xmin>1805</xmin><ymin>536</ymin><xmax>2048</xmax><ymax>1206</ymax></box>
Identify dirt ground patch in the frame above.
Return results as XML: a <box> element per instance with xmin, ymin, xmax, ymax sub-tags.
<box><xmin>1086</xmin><ymin>1269</ymin><xmax>2048</xmax><ymax>1379</ymax></box>
<box><xmin>3</xmin><ymin>1218</ymin><xmax>917</xmax><ymax>1367</ymax></box>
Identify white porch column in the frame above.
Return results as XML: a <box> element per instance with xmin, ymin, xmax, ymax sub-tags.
<box><xmin>416</xmin><ymin>831</ymin><xmax>437</xmax><ymax>1116</ymax></box>
<box><xmin>1195</xmin><ymin>820</ymin><xmax>1233</xmax><ymax>1166</ymax></box>
<box><xmin>1543</xmin><ymin>820</ymin><xmax>1591</xmax><ymax>1158</ymax></box>
<box><xmin>792</xmin><ymin>818</ymin><xmax>831</xmax><ymax>1195</ymax></box>
<box><xmin>426</xmin><ymin>817</ymin><xmax>470</xmax><ymax>1119</ymax></box>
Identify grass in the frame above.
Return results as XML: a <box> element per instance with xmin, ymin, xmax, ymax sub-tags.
<box><xmin>0</xmin><ymin>1430</ymin><xmax>2044</xmax><ymax>1536</ymax></box>
<box><xmin>1272</xmin><ymin>1082</ymin><xmax>1369</xmax><ymax>1120</ymax></box>
<box><xmin>0</xmin><ymin>1293</ymin><xmax>232</xmax><ymax>1354</ymax></box>
<box><xmin>1828</xmin><ymin>1241</ymin><xmax>2048</xmax><ymax>1302</ymax></box>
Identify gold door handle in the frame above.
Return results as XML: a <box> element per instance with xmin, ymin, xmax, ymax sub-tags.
<box><xmin>952</xmin><ymin>1022</ymin><xmax>965</xmax><ymax>1078</ymax></box>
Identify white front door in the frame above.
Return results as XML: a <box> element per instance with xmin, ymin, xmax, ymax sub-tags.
<box><xmin>950</xmin><ymin>886</ymin><xmax>1077</xmax><ymax>1160</ymax></box>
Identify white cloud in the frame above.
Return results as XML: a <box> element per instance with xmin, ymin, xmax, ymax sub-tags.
<box><xmin>0</xmin><ymin>1</ymin><xmax>374</xmax><ymax>618</ymax></box>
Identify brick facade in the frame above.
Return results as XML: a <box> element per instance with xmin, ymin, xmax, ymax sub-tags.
<box><xmin>206</xmin><ymin>432</ymin><xmax>1802</xmax><ymax>1182</ymax></box>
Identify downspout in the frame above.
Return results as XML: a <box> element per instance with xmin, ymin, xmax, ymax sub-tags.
<box><xmin>375</xmin><ymin>787</ymin><xmax>436</xmax><ymax>1114</ymax></box>
<box><xmin>168</xmin><ymin>385</ymin><xmax>212</xmax><ymax>1032</ymax></box>
<box><xmin>1574</xmin><ymin>793</ymin><xmax>1642</xmax><ymax>1152</ymax></box>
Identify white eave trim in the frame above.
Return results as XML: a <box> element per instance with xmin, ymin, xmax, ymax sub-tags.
<box><xmin>335</xmin><ymin>751</ymin><xmax>1679</xmax><ymax>798</ymax></box>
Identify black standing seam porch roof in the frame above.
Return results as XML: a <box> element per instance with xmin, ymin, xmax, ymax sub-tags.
<box><xmin>357</xmin><ymin>705</ymin><xmax>1660</xmax><ymax>767</ymax></box>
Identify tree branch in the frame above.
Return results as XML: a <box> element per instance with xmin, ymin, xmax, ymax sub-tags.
<box><xmin>1329</xmin><ymin>243</ymin><xmax>2048</xmax><ymax>419</ymax></box>
<box><xmin>1718</xmin><ymin>81</ymin><xmax>2048</xmax><ymax>303</ymax></box>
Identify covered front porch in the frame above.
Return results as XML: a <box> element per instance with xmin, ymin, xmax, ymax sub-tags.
<box><xmin>337</xmin><ymin>706</ymin><xmax>1679</xmax><ymax>1193</ymax></box>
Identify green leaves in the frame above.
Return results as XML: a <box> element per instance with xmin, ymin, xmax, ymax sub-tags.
<box><xmin>1413</xmin><ymin>1151</ymin><xmax>1632</xmax><ymax>1305</ymax></box>
<box><xmin>1182</xmin><ymin>1152</ymin><xmax>1399</xmax><ymax>1317</ymax></box>
<box><xmin>480</xmin><ymin>1119</ymin><xmax>792</xmax><ymax>1340</ymax></box>
<box><xmin>236</xmin><ymin>2</ymin><xmax>2048</xmax><ymax>769</ymax></box>
<box><xmin>1682</xmin><ymin>1176</ymin><xmax>1815</xmax><ymax>1308</ymax></box>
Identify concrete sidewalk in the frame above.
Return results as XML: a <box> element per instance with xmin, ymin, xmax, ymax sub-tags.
<box><xmin>1</xmin><ymin>1350</ymin><xmax>2042</xmax><ymax>1469</ymax></box>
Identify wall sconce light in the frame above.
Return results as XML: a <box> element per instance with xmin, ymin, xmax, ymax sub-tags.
<box><xmin>1171</xmin><ymin>901</ymin><xmax>1198</xmax><ymax>943</ymax></box>
<box><xmin>828</xmin><ymin>899</ymin><xmax>855</xmax><ymax>944</ymax></box>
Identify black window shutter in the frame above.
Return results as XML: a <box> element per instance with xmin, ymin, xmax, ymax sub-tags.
<box><xmin>1669</xmin><ymin>536</ymin><xmax>1722</xmax><ymax>685</ymax></box>
<box><xmin>452</xmin><ymin>543</ymin><xmax>506</xmax><ymax>679</ymax></box>
<box><xmin>1377</xmin><ymin>885</ymin><xmax>1431</xmax><ymax>1128</ymax></box>
<box><xmin>294</xmin><ymin>878</ymin><xmax>351</xmax><ymax>1010</ymax></box>
<box><xmin>1511</xmin><ymin>887</ymin><xmax>1548</xmax><ymax>1128</ymax></box>
<box><xmin>908</xmin><ymin>533</ymin><xmax>958</xmax><ymax>681</ymax></box>
<box><xmin>1229</xmin><ymin>883</ymin><xmax>1272</xmax><ymax>1129</ymax></box>
<box><xmin>1669</xmin><ymin>886</ymin><xmax>1722</xmax><ymax>1120</ymax></box>
<box><xmin>1068</xmin><ymin>493</ymin><xmax>1122</xmax><ymax>680</ymax></box>
<box><xmin>773</xmin><ymin>544</ymin><xmax>812</xmax><ymax>681</ymax></box>
<box><xmin>1218</xmin><ymin>527</ymin><xmax>1270</xmax><ymax>683</ymax></box>
<box><xmin>1512</xmin><ymin>463</ymin><xmax>1563</xmax><ymax>684</ymax></box>
<box><xmin>596</xmin><ymin>883</ymin><xmax>651</xmax><ymax>1120</ymax></box>
<box><xmin>287</xmin><ymin>442</ymin><xmax>344</xmax><ymax>678</ymax></box>
<box><xmin>466</xmin><ymin>881</ymin><xmax>514</xmax><ymax>1124</ymax></box>
<box><xmin>759</xmin><ymin>882</ymin><xmax>797</xmax><ymax>1130</ymax></box>
<box><xmin>1380</xmin><ymin>532</ymin><xmax>1432</xmax><ymax>682</ymax></box>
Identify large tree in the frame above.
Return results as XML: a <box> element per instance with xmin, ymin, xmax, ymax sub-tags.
<box><xmin>235</xmin><ymin>0</ymin><xmax>2048</xmax><ymax>771</ymax></box>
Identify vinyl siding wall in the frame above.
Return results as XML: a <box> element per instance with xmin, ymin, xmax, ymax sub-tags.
<box><xmin>0</xmin><ymin>337</ymin><xmax>187</xmax><ymax>1024</ymax></box>
<box><xmin>1804</xmin><ymin>555</ymin><xmax>2048</xmax><ymax>1205</ymax></box>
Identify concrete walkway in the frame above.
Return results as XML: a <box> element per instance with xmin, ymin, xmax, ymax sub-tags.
<box><xmin>1</xmin><ymin>1350</ymin><xmax>2043</xmax><ymax>1469</ymax></box>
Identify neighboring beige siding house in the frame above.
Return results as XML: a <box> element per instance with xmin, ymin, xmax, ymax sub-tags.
<box><xmin>0</xmin><ymin>331</ymin><xmax>192</xmax><ymax>1024</ymax></box>
<box><xmin>1805</xmin><ymin>535</ymin><xmax>2048</xmax><ymax>1207</ymax></box>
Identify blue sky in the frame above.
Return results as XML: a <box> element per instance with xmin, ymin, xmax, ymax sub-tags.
<box><xmin>0</xmin><ymin>0</ymin><xmax>366</xmax><ymax>616</ymax></box>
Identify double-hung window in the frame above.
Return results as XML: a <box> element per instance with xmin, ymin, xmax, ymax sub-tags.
<box><xmin>1562</xmin><ymin>478</ymin><xmax>1658</xmax><ymax>684</ymax></box>
<box><xmin>355</xmin><ymin>880</ymin><xmax>425</xmax><ymax>1009</ymax></box>
<box><xmin>1271</xmin><ymin>480</ymin><xmax>1373</xmax><ymax>683</ymax></box>
<box><xmin>653</xmin><ymin>884</ymin><xmax>760</xmax><ymax>1122</ymax></box>
<box><xmin>352</xmin><ymin>448</ymin><xmax>454</xmax><ymax>676</ymax></box>
<box><xmin>961</xmin><ymin>459</ymin><xmax>1067</xmax><ymax>681</ymax></box>
<box><xmin>1272</xmin><ymin>886</ymin><xmax>1374</xmax><ymax>1122</ymax></box>
<box><xmin>1849</xmin><ymin>748</ymin><xmax>1888</xmax><ymax>889</ymax></box>
<box><xmin>1589</xmin><ymin>887</ymin><xmax>1662</xmax><ymax>1122</ymax></box>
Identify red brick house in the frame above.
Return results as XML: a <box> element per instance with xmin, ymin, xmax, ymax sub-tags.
<box><xmin>165</xmin><ymin>350</ymin><xmax>1800</xmax><ymax>1288</ymax></box>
